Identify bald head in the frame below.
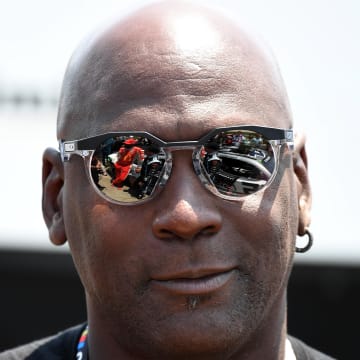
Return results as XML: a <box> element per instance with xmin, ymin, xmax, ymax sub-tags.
<box><xmin>57</xmin><ymin>1</ymin><xmax>292</xmax><ymax>140</ymax></box>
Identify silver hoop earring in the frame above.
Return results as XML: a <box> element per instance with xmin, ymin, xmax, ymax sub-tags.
<box><xmin>295</xmin><ymin>228</ymin><xmax>313</xmax><ymax>253</ymax></box>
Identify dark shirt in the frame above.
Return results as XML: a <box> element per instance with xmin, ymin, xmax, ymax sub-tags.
<box><xmin>289</xmin><ymin>336</ymin><xmax>337</xmax><ymax>360</ymax></box>
<box><xmin>0</xmin><ymin>324</ymin><xmax>82</xmax><ymax>360</ymax></box>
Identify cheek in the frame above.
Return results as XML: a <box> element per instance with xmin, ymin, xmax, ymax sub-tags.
<box><xmin>221</xmin><ymin>168</ymin><xmax>298</xmax><ymax>288</ymax></box>
<box><xmin>62</xmin><ymin>164</ymin><xmax>151</xmax><ymax>304</ymax></box>
<box><xmin>259</xmin><ymin>158</ymin><xmax>298</xmax><ymax>272</ymax></box>
<box><xmin>65</xmin><ymin>203</ymin><xmax>150</xmax><ymax>309</ymax></box>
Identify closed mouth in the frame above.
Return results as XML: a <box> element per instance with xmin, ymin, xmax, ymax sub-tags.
<box><xmin>151</xmin><ymin>268</ymin><xmax>237</xmax><ymax>295</ymax></box>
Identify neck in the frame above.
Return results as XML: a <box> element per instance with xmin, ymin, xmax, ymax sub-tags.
<box><xmin>86</xmin><ymin>292</ymin><xmax>289</xmax><ymax>360</ymax></box>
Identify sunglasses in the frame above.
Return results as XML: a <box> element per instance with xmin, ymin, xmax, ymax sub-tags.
<box><xmin>59</xmin><ymin>125</ymin><xmax>293</xmax><ymax>205</ymax></box>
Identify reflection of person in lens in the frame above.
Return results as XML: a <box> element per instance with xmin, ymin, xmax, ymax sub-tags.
<box><xmin>205</xmin><ymin>153</ymin><xmax>222</xmax><ymax>180</ymax></box>
<box><xmin>131</xmin><ymin>147</ymin><xmax>164</xmax><ymax>198</ymax></box>
<box><xmin>112</xmin><ymin>138</ymin><xmax>144</xmax><ymax>188</ymax></box>
<box><xmin>90</xmin><ymin>156</ymin><xmax>105</xmax><ymax>190</ymax></box>
<box><xmin>142</xmin><ymin>157</ymin><xmax>163</xmax><ymax>195</ymax></box>
<box><xmin>12</xmin><ymin>2</ymin><xmax>334</xmax><ymax>360</ymax></box>
<box><xmin>263</xmin><ymin>144</ymin><xmax>276</xmax><ymax>173</ymax></box>
<box><xmin>203</xmin><ymin>141</ymin><xmax>219</xmax><ymax>160</ymax></box>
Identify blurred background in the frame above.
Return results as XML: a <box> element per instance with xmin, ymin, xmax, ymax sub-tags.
<box><xmin>0</xmin><ymin>0</ymin><xmax>359</xmax><ymax>358</ymax></box>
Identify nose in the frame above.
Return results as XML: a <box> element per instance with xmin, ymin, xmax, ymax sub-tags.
<box><xmin>152</xmin><ymin>152</ymin><xmax>222</xmax><ymax>241</ymax></box>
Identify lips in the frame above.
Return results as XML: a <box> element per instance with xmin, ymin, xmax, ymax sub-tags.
<box><xmin>151</xmin><ymin>268</ymin><xmax>237</xmax><ymax>295</ymax></box>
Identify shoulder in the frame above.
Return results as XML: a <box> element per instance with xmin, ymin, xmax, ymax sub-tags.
<box><xmin>0</xmin><ymin>324</ymin><xmax>85</xmax><ymax>360</ymax></box>
<box><xmin>289</xmin><ymin>336</ymin><xmax>338</xmax><ymax>360</ymax></box>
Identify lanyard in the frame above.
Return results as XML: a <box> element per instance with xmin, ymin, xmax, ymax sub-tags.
<box><xmin>76</xmin><ymin>326</ymin><xmax>89</xmax><ymax>360</ymax></box>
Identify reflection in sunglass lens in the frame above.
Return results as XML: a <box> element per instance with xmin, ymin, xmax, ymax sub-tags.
<box><xmin>89</xmin><ymin>129</ymin><xmax>276</xmax><ymax>204</ymax></box>
<box><xmin>200</xmin><ymin>130</ymin><xmax>275</xmax><ymax>196</ymax></box>
<box><xmin>90</xmin><ymin>136</ymin><xmax>166</xmax><ymax>203</ymax></box>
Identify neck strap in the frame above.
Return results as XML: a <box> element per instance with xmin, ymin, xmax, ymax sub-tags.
<box><xmin>76</xmin><ymin>326</ymin><xmax>89</xmax><ymax>360</ymax></box>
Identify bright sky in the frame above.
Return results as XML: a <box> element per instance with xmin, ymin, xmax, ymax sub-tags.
<box><xmin>0</xmin><ymin>0</ymin><xmax>359</xmax><ymax>263</ymax></box>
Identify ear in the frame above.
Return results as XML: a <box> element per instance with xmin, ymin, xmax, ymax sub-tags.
<box><xmin>42</xmin><ymin>148</ymin><xmax>67</xmax><ymax>246</ymax></box>
<box><xmin>293</xmin><ymin>132</ymin><xmax>312</xmax><ymax>235</ymax></box>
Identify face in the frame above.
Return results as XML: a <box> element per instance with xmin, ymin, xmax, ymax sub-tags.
<box><xmin>52</xmin><ymin>7</ymin><xmax>307</xmax><ymax>360</ymax></box>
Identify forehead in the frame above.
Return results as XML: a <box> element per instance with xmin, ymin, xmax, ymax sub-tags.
<box><xmin>59</xmin><ymin>11</ymin><xmax>292</xmax><ymax>141</ymax></box>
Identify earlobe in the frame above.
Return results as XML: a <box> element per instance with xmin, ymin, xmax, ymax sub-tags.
<box><xmin>293</xmin><ymin>132</ymin><xmax>312</xmax><ymax>235</ymax></box>
<box><xmin>42</xmin><ymin>147</ymin><xmax>67</xmax><ymax>246</ymax></box>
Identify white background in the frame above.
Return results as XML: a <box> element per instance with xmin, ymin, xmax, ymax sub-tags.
<box><xmin>0</xmin><ymin>0</ymin><xmax>359</xmax><ymax>263</ymax></box>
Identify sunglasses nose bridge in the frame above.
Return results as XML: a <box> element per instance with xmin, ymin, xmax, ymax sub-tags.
<box><xmin>165</xmin><ymin>144</ymin><xmax>203</xmax><ymax>177</ymax></box>
<box><xmin>162</xmin><ymin>147</ymin><xmax>205</xmax><ymax>191</ymax></box>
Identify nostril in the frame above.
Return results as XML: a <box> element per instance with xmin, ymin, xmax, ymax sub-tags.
<box><xmin>152</xmin><ymin>200</ymin><xmax>222</xmax><ymax>241</ymax></box>
<box><xmin>155</xmin><ymin>225</ymin><xmax>220</xmax><ymax>241</ymax></box>
<box><xmin>202</xmin><ymin>224</ymin><xmax>221</xmax><ymax>236</ymax></box>
<box><xmin>157</xmin><ymin>228</ymin><xmax>178</xmax><ymax>240</ymax></box>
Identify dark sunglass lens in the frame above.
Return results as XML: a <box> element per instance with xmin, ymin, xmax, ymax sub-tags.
<box><xmin>91</xmin><ymin>135</ymin><xmax>166</xmax><ymax>203</ymax></box>
<box><xmin>201</xmin><ymin>130</ymin><xmax>275</xmax><ymax>196</ymax></box>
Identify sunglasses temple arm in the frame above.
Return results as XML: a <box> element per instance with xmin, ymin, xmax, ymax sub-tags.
<box><xmin>59</xmin><ymin>141</ymin><xmax>93</xmax><ymax>162</ymax></box>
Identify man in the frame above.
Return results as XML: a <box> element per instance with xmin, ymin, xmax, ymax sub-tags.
<box><xmin>0</xmin><ymin>1</ymin><xmax>334</xmax><ymax>359</ymax></box>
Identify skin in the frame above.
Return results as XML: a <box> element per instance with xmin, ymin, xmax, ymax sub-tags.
<box><xmin>42</xmin><ymin>2</ymin><xmax>311</xmax><ymax>359</ymax></box>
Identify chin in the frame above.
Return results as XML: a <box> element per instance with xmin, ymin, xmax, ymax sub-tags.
<box><xmin>122</xmin><ymin>303</ymin><xmax>256</xmax><ymax>360</ymax></box>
